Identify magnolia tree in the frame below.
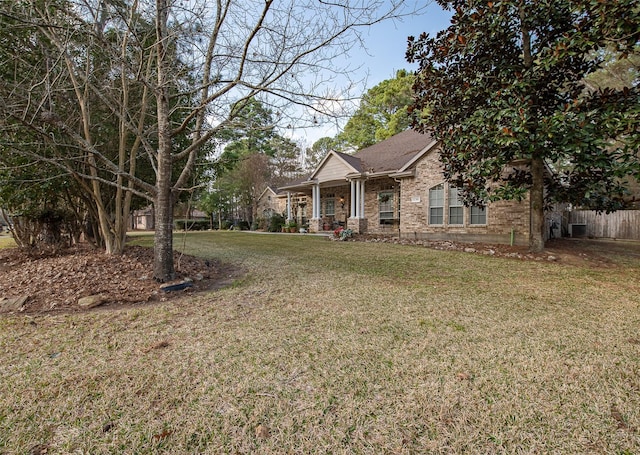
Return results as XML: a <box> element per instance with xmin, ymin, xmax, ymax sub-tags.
<box><xmin>407</xmin><ymin>0</ymin><xmax>640</xmax><ymax>252</ymax></box>
<box><xmin>0</xmin><ymin>0</ymin><xmax>422</xmax><ymax>281</ymax></box>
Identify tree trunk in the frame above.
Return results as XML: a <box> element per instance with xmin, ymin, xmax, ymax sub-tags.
<box><xmin>153</xmin><ymin>0</ymin><xmax>175</xmax><ymax>282</ymax></box>
<box><xmin>153</xmin><ymin>125</ymin><xmax>175</xmax><ymax>281</ymax></box>
<box><xmin>153</xmin><ymin>193</ymin><xmax>175</xmax><ymax>282</ymax></box>
<box><xmin>529</xmin><ymin>153</ymin><xmax>545</xmax><ymax>252</ymax></box>
<box><xmin>520</xmin><ymin>3</ymin><xmax>544</xmax><ymax>252</ymax></box>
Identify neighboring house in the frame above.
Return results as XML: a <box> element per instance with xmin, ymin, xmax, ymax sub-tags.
<box><xmin>279</xmin><ymin>129</ymin><xmax>534</xmax><ymax>245</ymax></box>
<box><xmin>0</xmin><ymin>209</ymin><xmax>9</xmax><ymax>231</ymax></box>
<box><xmin>174</xmin><ymin>203</ymin><xmax>208</xmax><ymax>221</ymax></box>
<box><xmin>258</xmin><ymin>183</ymin><xmax>312</xmax><ymax>227</ymax></box>
<box><xmin>256</xmin><ymin>186</ymin><xmax>287</xmax><ymax>220</ymax></box>
<box><xmin>133</xmin><ymin>203</ymin><xmax>208</xmax><ymax>231</ymax></box>
<box><xmin>132</xmin><ymin>206</ymin><xmax>154</xmax><ymax>230</ymax></box>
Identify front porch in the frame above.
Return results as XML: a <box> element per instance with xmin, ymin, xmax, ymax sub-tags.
<box><xmin>280</xmin><ymin>177</ymin><xmax>400</xmax><ymax>235</ymax></box>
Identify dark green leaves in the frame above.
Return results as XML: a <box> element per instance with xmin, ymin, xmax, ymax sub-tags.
<box><xmin>407</xmin><ymin>0</ymin><xmax>639</xmax><ymax>212</ymax></box>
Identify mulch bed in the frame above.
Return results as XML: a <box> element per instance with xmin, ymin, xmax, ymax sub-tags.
<box><xmin>353</xmin><ymin>234</ymin><xmax>638</xmax><ymax>267</ymax></box>
<box><xmin>0</xmin><ymin>244</ymin><xmax>234</xmax><ymax>315</ymax></box>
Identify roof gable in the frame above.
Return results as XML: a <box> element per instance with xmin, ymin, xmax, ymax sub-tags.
<box><xmin>310</xmin><ymin>150</ymin><xmax>361</xmax><ymax>183</ymax></box>
<box><xmin>354</xmin><ymin>130</ymin><xmax>435</xmax><ymax>174</ymax></box>
<box><xmin>257</xmin><ymin>186</ymin><xmax>279</xmax><ymax>202</ymax></box>
<box><xmin>277</xmin><ymin>130</ymin><xmax>437</xmax><ymax>192</ymax></box>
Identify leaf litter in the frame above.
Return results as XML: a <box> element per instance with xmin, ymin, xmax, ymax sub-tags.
<box><xmin>0</xmin><ymin>244</ymin><xmax>233</xmax><ymax>314</ymax></box>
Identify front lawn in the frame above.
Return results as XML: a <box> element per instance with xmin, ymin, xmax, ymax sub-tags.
<box><xmin>1</xmin><ymin>231</ymin><xmax>638</xmax><ymax>453</ymax></box>
<box><xmin>0</xmin><ymin>234</ymin><xmax>15</xmax><ymax>249</ymax></box>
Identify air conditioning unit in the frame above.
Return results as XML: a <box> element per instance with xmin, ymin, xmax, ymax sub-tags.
<box><xmin>568</xmin><ymin>223</ymin><xmax>587</xmax><ymax>238</ymax></box>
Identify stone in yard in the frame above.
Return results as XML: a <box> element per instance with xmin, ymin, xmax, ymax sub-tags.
<box><xmin>160</xmin><ymin>281</ymin><xmax>194</xmax><ymax>292</ymax></box>
<box><xmin>78</xmin><ymin>294</ymin><xmax>105</xmax><ymax>309</ymax></box>
<box><xmin>0</xmin><ymin>296</ymin><xmax>28</xmax><ymax>311</ymax></box>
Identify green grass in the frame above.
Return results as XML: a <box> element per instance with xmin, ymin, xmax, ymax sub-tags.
<box><xmin>1</xmin><ymin>231</ymin><xmax>639</xmax><ymax>453</ymax></box>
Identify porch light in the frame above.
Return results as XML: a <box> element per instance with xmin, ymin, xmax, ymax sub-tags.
<box><xmin>339</xmin><ymin>196</ymin><xmax>345</xmax><ymax>209</ymax></box>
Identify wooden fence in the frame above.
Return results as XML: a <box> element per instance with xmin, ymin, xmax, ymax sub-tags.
<box><xmin>568</xmin><ymin>210</ymin><xmax>640</xmax><ymax>240</ymax></box>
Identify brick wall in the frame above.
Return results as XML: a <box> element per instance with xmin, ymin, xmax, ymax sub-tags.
<box><xmin>304</xmin><ymin>147</ymin><xmax>532</xmax><ymax>244</ymax></box>
<box><xmin>398</xmin><ymin>150</ymin><xmax>531</xmax><ymax>245</ymax></box>
<box><xmin>360</xmin><ymin>179</ymin><xmax>400</xmax><ymax>235</ymax></box>
<box><xmin>318</xmin><ymin>186</ymin><xmax>350</xmax><ymax>230</ymax></box>
<box><xmin>256</xmin><ymin>191</ymin><xmax>286</xmax><ymax>218</ymax></box>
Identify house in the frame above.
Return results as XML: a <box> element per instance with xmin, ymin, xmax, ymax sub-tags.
<box><xmin>278</xmin><ymin>129</ymin><xmax>534</xmax><ymax>245</ymax></box>
<box><xmin>257</xmin><ymin>183</ymin><xmax>312</xmax><ymax>226</ymax></box>
<box><xmin>0</xmin><ymin>209</ymin><xmax>9</xmax><ymax>232</ymax></box>
<box><xmin>132</xmin><ymin>206</ymin><xmax>154</xmax><ymax>230</ymax></box>
<box><xmin>256</xmin><ymin>186</ymin><xmax>288</xmax><ymax>220</ymax></box>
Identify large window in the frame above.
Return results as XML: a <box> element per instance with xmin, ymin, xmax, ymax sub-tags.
<box><xmin>470</xmin><ymin>205</ymin><xmax>487</xmax><ymax>225</ymax></box>
<box><xmin>449</xmin><ymin>187</ymin><xmax>464</xmax><ymax>225</ymax></box>
<box><xmin>378</xmin><ymin>191</ymin><xmax>395</xmax><ymax>221</ymax></box>
<box><xmin>429</xmin><ymin>184</ymin><xmax>444</xmax><ymax>225</ymax></box>
<box><xmin>429</xmin><ymin>184</ymin><xmax>487</xmax><ymax>226</ymax></box>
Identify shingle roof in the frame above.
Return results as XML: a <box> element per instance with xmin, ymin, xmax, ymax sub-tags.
<box><xmin>276</xmin><ymin>173</ymin><xmax>313</xmax><ymax>192</ymax></box>
<box><xmin>334</xmin><ymin>150</ymin><xmax>363</xmax><ymax>173</ymax></box>
<box><xmin>277</xmin><ymin>130</ymin><xmax>436</xmax><ymax>192</ymax></box>
<box><xmin>354</xmin><ymin>129</ymin><xmax>434</xmax><ymax>173</ymax></box>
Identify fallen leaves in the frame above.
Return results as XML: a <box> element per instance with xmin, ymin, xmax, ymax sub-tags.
<box><xmin>153</xmin><ymin>429</ymin><xmax>172</xmax><ymax>441</ymax></box>
<box><xmin>611</xmin><ymin>405</ymin><xmax>636</xmax><ymax>433</ymax></box>
<box><xmin>255</xmin><ymin>424</ymin><xmax>270</xmax><ymax>439</ymax></box>
<box><xmin>29</xmin><ymin>444</ymin><xmax>49</xmax><ymax>455</ymax></box>
<box><xmin>0</xmin><ymin>245</ymin><xmax>218</xmax><ymax>314</ymax></box>
<box><xmin>142</xmin><ymin>340</ymin><xmax>171</xmax><ymax>353</ymax></box>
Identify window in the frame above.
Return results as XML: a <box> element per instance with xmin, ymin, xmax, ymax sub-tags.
<box><xmin>448</xmin><ymin>187</ymin><xmax>464</xmax><ymax>225</ymax></box>
<box><xmin>324</xmin><ymin>198</ymin><xmax>335</xmax><ymax>216</ymax></box>
<box><xmin>470</xmin><ymin>206</ymin><xmax>487</xmax><ymax>225</ymax></box>
<box><xmin>378</xmin><ymin>191</ymin><xmax>395</xmax><ymax>221</ymax></box>
<box><xmin>429</xmin><ymin>184</ymin><xmax>444</xmax><ymax>225</ymax></box>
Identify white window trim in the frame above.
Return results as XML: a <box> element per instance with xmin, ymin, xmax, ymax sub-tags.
<box><xmin>428</xmin><ymin>184</ymin><xmax>488</xmax><ymax>227</ymax></box>
<box><xmin>429</xmin><ymin>184</ymin><xmax>445</xmax><ymax>225</ymax></box>
<box><xmin>469</xmin><ymin>205</ymin><xmax>488</xmax><ymax>226</ymax></box>
<box><xmin>378</xmin><ymin>191</ymin><xmax>395</xmax><ymax>221</ymax></box>
<box><xmin>448</xmin><ymin>186</ymin><xmax>464</xmax><ymax>225</ymax></box>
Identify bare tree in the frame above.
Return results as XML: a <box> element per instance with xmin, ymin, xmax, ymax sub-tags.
<box><xmin>1</xmin><ymin>0</ymin><xmax>423</xmax><ymax>281</ymax></box>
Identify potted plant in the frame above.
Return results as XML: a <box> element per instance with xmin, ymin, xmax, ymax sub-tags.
<box><xmin>378</xmin><ymin>193</ymin><xmax>391</xmax><ymax>203</ymax></box>
<box><xmin>288</xmin><ymin>222</ymin><xmax>298</xmax><ymax>233</ymax></box>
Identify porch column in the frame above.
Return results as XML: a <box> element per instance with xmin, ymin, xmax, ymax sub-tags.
<box><xmin>359</xmin><ymin>180</ymin><xmax>365</xmax><ymax>218</ymax></box>
<box><xmin>308</xmin><ymin>183</ymin><xmax>323</xmax><ymax>233</ymax></box>
<box><xmin>287</xmin><ymin>192</ymin><xmax>292</xmax><ymax>221</ymax></box>
<box><xmin>312</xmin><ymin>184</ymin><xmax>321</xmax><ymax>219</ymax></box>
<box><xmin>347</xmin><ymin>178</ymin><xmax>368</xmax><ymax>234</ymax></box>
<box><xmin>355</xmin><ymin>179</ymin><xmax>361</xmax><ymax>218</ymax></box>
<box><xmin>350</xmin><ymin>180</ymin><xmax>356</xmax><ymax>219</ymax></box>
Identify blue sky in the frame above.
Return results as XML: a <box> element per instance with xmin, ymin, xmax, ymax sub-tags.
<box><xmin>295</xmin><ymin>2</ymin><xmax>453</xmax><ymax>145</ymax></box>
<box><xmin>359</xmin><ymin>3</ymin><xmax>453</xmax><ymax>87</ymax></box>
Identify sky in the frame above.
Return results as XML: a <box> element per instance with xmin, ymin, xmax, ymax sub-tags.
<box><xmin>294</xmin><ymin>2</ymin><xmax>453</xmax><ymax>146</ymax></box>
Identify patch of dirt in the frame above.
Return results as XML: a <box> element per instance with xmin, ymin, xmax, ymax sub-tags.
<box><xmin>0</xmin><ymin>244</ymin><xmax>241</xmax><ymax>315</ymax></box>
<box><xmin>354</xmin><ymin>235</ymin><xmax>640</xmax><ymax>268</ymax></box>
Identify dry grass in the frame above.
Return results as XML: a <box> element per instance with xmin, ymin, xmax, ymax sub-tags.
<box><xmin>0</xmin><ymin>234</ymin><xmax>15</xmax><ymax>249</ymax></box>
<box><xmin>1</xmin><ymin>231</ymin><xmax>639</xmax><ymax>454</ymax></box>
